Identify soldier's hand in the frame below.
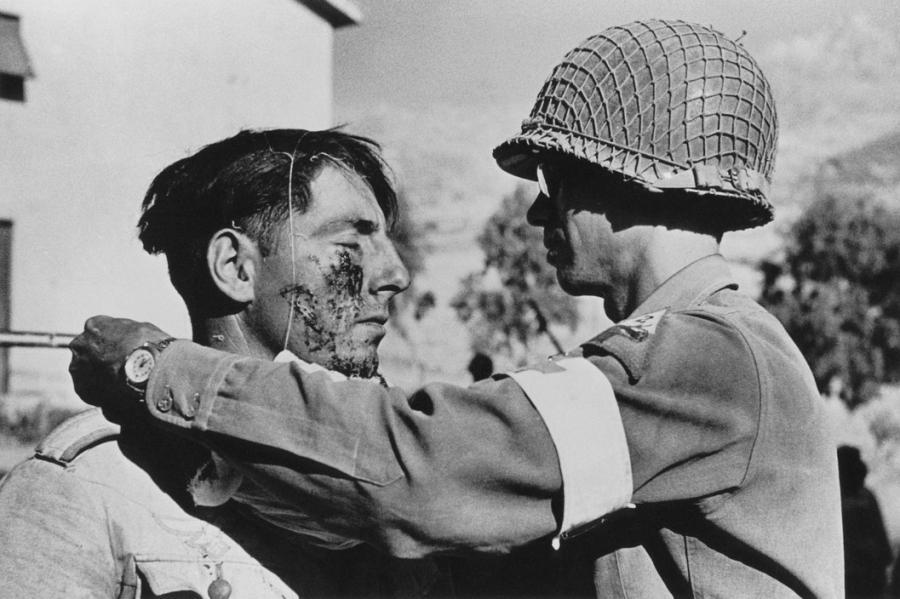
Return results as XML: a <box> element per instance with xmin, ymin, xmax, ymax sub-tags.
<box><xmin>68</xmin><ymin>316</ymin><xmax>172</xmax><ymax>421</ymax></box>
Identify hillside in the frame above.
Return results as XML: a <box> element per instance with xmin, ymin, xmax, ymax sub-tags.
<box><xmin>815</xmin><ymin>130</ymin><xmax>900</xmax><ymax>203</ymax></box>
<box><xmin>760</xmin><ymin>14</ymin><xmax>900</xmax><ymax>206</ymax></box>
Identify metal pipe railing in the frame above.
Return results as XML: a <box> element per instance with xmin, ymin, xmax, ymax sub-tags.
<box><xmin>0</xmin><ymin>331</ymin><xmax>77</xmax><ymax>348</ymax></box>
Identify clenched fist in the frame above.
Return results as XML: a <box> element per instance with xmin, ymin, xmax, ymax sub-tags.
<box><xmin>68</xmin><ymin>315</ymin><xmax>173</xmax><ymax>421</ymax></box>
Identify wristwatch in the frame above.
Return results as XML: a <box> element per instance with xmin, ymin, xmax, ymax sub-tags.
<box><xmin>123</xmin><ymin>337</ymin><xmax>177</xmax><ymax>397</ymax></box>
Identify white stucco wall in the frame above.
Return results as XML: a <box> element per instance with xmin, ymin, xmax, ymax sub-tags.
<box><xmin>0</xmin><ymin>0</ymin><xmax>336</xmax><ymax>402</ymax></box>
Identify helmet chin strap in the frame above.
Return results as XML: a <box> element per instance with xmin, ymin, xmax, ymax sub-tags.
<box><xmin>282</xmin><ymin>150</ymin><xmax>299</xmax><ymax>353</ymax></box>
<box><xmin>275</xmin><ymin>134</ymin><xmax>308</xmax><ymax>354</ymax></box>
<box><xmin>276</xmin><ymin>142</ymin><xmax>342</xmax><ymax>355</ymax></box>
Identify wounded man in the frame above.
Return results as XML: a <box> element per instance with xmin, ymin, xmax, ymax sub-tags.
<box><xmin>0</xmin><ymin>128</ymin><xmax>450</xmax><ymax>598</ymax></box>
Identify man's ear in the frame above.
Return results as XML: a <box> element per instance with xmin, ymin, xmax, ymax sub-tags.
<box><xmin>206</xmin><ymin>229</ymin><xmax>258</xmax><ymax>304</ymax></box>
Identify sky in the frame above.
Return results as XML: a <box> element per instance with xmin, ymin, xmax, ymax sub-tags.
<box><xmin>334</xmin><ymin>0</ymin><xmax>900</xmax><ymax>115</ymax></box>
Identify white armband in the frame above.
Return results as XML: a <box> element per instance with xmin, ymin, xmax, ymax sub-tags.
<box><xmin>510</xmin><ymin>356</ymin><xmax>632</xmax><ymax>548</ymax></box>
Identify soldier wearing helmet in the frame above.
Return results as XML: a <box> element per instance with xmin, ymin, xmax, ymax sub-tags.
<box><xmin>70</xmin><ymin>20</ymin><xmax>843</xmax><ymax>598</ymax></box>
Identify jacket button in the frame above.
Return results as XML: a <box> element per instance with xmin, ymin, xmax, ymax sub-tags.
<box><xmin>208</xmin><ymin>577</ymin><xmax>232</xmax><ymax>599</ymax></box>
<box><xmin>156</xmin><ymin>388</ymin><xmax>173</xmax><ymax>412</ymax></box>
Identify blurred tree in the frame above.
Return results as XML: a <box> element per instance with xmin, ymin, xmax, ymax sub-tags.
<box><xmin>759</xmin><ymin>193</ymin><xmax>900</xmax><ymax>407</ymax></box>
<box><xmin>452</xmin><ymin>185</ymin><xmax>579</xmax><ymax>366</ymax></box>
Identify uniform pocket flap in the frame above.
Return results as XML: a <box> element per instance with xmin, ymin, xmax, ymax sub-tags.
<box><xmin>133</xmin><ymin>556</ymin><xmax>296</xmax><ymax>599</ymax></box>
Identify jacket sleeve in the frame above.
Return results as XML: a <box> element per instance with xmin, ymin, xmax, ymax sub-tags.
<box><xmin>145</xmin><ymin>342</ymin><xmax>564</xmax><ymax>558</ymax></box>
<box><xmin>142</xmin><ymin>307</ymin><xmax>759</xmax><ymax>559</ymax></box>
<box><xmin>0</xmin><ymin>459</ymin><xmax>119</xmax><ymax>597</ymax></box>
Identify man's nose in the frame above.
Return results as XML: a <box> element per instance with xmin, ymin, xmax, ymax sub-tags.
<box><xmin>526</xmin><ymin>192</ymin><xmax>552</xmax><ymax>227</ymax></box>
<box><xmin>369</xmin><ymin>239</ymin><xmax>411</xmax><ymax>297</ymax></box>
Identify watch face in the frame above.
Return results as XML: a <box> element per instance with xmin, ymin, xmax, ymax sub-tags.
<box><xmin>124</xmin><ymin>347</ymin><xmax>155</xmax><ymax>385</ymax></box>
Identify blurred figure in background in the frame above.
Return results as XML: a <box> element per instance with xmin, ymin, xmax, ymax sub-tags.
<box><xmin>467</xmin><ymin>351</ymin><xmax>494</xmax><ymax>382</ymax></box>
<box><xmin>839</xmin><ymin>445</ymin><xmax>893</xmax><ymax>598</ymax></box>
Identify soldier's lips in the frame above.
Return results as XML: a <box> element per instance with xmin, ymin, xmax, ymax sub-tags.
<box><xmin>356</xmin><ymin>312</ymin><xmax>388</xmax><ymax>326</ymax></box>
<box><xmin>355</xmin><ymin>314</ymin><xmax>389</xmax><ymax>338</ymax></box>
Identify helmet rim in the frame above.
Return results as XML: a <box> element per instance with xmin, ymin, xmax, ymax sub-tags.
<box><xmin>493</xmin><ymin>124</ymin><xmax>775</xmax><ymax>232</ymax></box>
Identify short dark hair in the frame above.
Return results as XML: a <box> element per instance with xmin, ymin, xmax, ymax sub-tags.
<box><xmin>138</xmin><ymin>128</ymin><xmax>397</xmax><ymax>312</ymax></box>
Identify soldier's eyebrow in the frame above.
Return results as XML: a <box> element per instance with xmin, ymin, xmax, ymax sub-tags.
<box><xmin>314</xmin><ymin>218</ymin><xmax>381</xmax><ymax>236</ymax></box>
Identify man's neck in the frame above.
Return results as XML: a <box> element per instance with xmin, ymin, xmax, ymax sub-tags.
<box><xmin>191</xmin><ymin>315</ymin><xmax>275</xmax><ymax>360</ymax></box>
<box><xmin>609</xmin><ymin>228</ymin><xmax>720</xmax><ymax>320</ymax></box>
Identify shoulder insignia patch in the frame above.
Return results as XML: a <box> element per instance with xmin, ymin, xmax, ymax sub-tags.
<box><xmin>614</xmin><ymin>309</ymin><xmax>667</xmax><ymax>341</ymax></box>
<box><xmin>580</xmin><ymin>309</ymin><xmax>669</xmax><ymax>383</ymax></box>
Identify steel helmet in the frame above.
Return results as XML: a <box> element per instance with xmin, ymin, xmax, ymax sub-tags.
<box><xmin>494</xmin><ymin>19</ymin><xmax>779</xmax><ymax>230</ymax></box>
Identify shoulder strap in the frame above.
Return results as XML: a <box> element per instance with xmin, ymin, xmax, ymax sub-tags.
<box><xmin>34</xmin><ymin>407</ymin><xmax>120</xmax><ymax>466</ymax></box>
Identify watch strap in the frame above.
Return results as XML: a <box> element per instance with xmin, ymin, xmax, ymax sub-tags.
<box><xmin>152</xmin><ymin>337</ymin><xmax>177</xmax><ymax>353</ymax></box>
<box><xmin>124</xmin><ymin>337</ymin><xmax>178</xmax><ymax>399</ymax></box>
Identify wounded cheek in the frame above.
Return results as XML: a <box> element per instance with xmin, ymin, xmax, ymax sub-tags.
<box><xmin>278</xmin><ymin>249</ymin><xmax>366</xmax><ymax>349</ymax></box>
<box><xmin>323</xmin><ymin>249</ymin><xmax>365</xmax><ymax>320</ymax></box>
<box><xmin>280</xmin><ymin>284</ymin><xmax>322</xmax><ymax>332</ymax></box>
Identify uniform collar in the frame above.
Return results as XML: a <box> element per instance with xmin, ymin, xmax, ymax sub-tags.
<box><xmin>274</xmin><ymin>350</ymin><xmax>348</xmax><ymax>381</ymax></box>
<box><xmin>274</xmin><ymin>350</ymin><xmax>387</xmax><ymax>386</ymax></box>
<box><xmin>625</xmin><ymin>253</ymin><xmax>738</xmax><ymax>319</ymax></box>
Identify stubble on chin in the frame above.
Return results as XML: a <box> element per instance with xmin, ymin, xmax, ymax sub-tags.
<box><xmin>328</xmin><ymin>351</ymin><xmax>379</xmax><ymax>379</ymax></box>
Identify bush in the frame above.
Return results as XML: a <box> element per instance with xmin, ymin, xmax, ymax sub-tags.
<box><xmin>0</xmin><ymin>396</ymin><xmax>80</xmax><ymax>444</ymax></box>
<box><xmin>452</xmin><ymin>185</ymin><xmax>579</xmax><ymax>365</ymax></box>
<box><xmin>759</xmin><ymin>194</ymin><xmax>900</xmax><ymax>406</ymax></box>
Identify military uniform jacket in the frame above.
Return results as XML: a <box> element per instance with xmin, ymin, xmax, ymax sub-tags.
<box><xmin>0</xmin><ymin>409</ymin><xmax>296</xmax><ymax>598</ymax></box>
<box><xmin>139</xmin><ymin>255</ymin><xmax>844</xmax><ymax>598</ymax></box>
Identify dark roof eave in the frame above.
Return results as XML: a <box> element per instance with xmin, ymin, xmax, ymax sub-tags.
<box><xmin>296</xmin><ymin>0</ymin><xmax>362</xmax><ymax>28</ymax></box>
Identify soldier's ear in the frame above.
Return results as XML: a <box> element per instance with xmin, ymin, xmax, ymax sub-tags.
<box><xmin>206</xmin><ymin>228</ymin><xmax>258</xmax><ymax>304</ymax></box>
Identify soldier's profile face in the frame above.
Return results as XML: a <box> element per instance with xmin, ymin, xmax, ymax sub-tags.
<box><xmin>249</xmin><ymin>165</ymin><xmax>409</xmax><ymax>377</ymax></box>
<box><xmin>528</xmin><ymin>162</ymin><xmax>637</xmax><ymax>300</ymax></box>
